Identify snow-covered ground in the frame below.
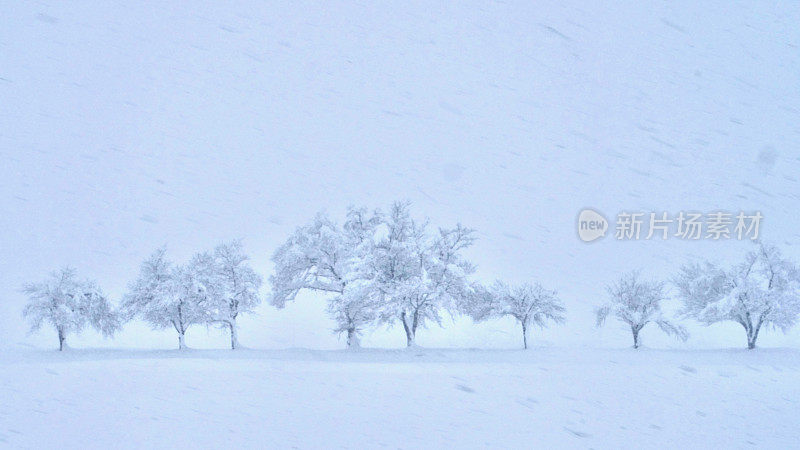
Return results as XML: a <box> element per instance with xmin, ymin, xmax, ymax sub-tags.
<box><xmin>2</xmin><ymin>347</ymin><xmax>799</xmax><ymax>449</ymax></box>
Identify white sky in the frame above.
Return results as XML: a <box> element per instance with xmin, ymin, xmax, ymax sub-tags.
<box><xmin>2</xmin><ymin>1</ymin><xmax>799</xmax><ymax>350</ymax></box>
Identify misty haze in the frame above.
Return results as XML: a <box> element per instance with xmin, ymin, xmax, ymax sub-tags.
<box><xmin>2</xmin><ymin>1</ymin><xmax>800</xmax><ymax>449</ymax></box>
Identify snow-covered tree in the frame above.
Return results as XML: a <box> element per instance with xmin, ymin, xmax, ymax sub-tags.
<box><xmin>596</xmin><ymin>271</ymin><xmax>687</xmax><ymax>349</ymax></box>
<box><xmin>270</xmin><ymin>207</ymin><xmax>382</xmax><ymax>348</ymax></box>
<box><xmin>325</xmin><ymin>280</ymin><xmax>378</xmax><ymax>348</ymax></box>
<box><xmin>368</xmin><ymin>202</ymin><xmax>476</xmax><ymax>347</ymax></box>
<box><xmin>122</xmin><ymin>248</ymin><xmax>208</xmax><ymax>350</ymax></box>
<box><xmin>674</xmin><ymin>243</ymin><xmax>800</xmax><ymax>349</ymax></box>
<box><xmin>466</xmin><ymin>281</ymin><xmax>565</xmax><ymax>349</ymax></box>
<box><xmin>195</xmin><ymin>241</ymin><xmax>262</xmax><ymax>349</ymax></box>
<box><xmin>271</xmin><ymin>202</ymin><xmax>476</xmax><ymax>348</ymax></box>
<box><xmin>22</xmin><ymin>267</ymin><xmax>119</xmax><ymax>351</ymax></box>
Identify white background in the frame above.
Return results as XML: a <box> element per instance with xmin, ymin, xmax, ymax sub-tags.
<box><xmin>2</xmin><ymin>0</ymin><xmax>799</xmax><ymax>351</ymax></box>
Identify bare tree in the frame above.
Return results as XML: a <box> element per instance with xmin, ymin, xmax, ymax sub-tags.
<box><xmin>270</xmin><ymin>207</ymin><xmax>382</xmax><ymax>348</ymax></box>
<box><xmin>122</xmin><ymin>248</ymin><xmax>208</xmax><ymax>350</ymax></box>
<box><xmin>596</xmin><ymin>271</ymin><xmax>687</xmax><ymax>349</ymax></box>
<box><xmin>196</xmin><ymin>241</ymin><xmax>262</xmax><ymax>349</ymax></box>
<box><xmin>368</xmin><ymin>202</ymin><xmax>476</xmax><ymax>347</ymax></box>
<box><xmin>675</xmin><ymin>243</ymin><xmax>800</xmax><ymax>349</ymax></box>
<box><xmin>22</xmin><ymin>267</ymin><xmax>119</xmax><ymax>351</ymax></box>
<box><xmin>466</xmin><ymin>281</ymin><xmax>565</xmax><ymax>349</ymax></box>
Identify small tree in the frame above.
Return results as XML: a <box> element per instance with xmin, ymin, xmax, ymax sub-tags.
<box><xmin>368</xmin><ymin>202</ymin><xmax>476</xmax><ymax>347</ymax></box>
<box><xmin>675</xmin><ymin>243</ymin><xmax>800</xmax><ymax>349</ymax></box>
<box><xmin>467</xmin><ymin>281</ymin><xmax>565</xmax><ymax>349</ymax></box>
<box><xmin>270</xmin><ymin>208</ymin><xmax>382</xmax><ymax>348</ymax></box>
<box><xmin>196</xmin><ymin>241</ymin><xmax>262</xmax><ymax>349</ymax></box>
<box><xmin>325</xmin><ymin>281</ymin><xmax>378</xmax><ymax>348</ymax></box>
<box><xmin>22</xmin><ymin>267</ymin><xmax>119</xmax><ymax>351</ymax></box>
<box><xmin>596</xmin><ymin>271</ymin><xmax>687</xmax><ymax>349</ymax></box>
<box><xmin>122</xmin><ymin>248</ymin><xmax>208</xmax><ymax>350</ymax></box>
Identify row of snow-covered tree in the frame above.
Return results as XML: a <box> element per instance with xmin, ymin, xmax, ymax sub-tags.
<box><xmin>23</xmin><ymin>241</ymin><xmax>262</xmax><ymax>350</ymax></box>
<box><xmin>596</xmin><ymin>243</ymin><xmax>800</xmax><ymax>350</ymax></box>
<box><xmin>22</xmin><ymin>202</ymin><xmax>800</xmax><ymax>351</ymax></box>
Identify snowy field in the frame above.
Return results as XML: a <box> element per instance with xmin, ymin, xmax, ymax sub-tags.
<box><xmin>1</xmin><ymin>347</ymin><xmax>799</xmax><ymax>449</ymax></box>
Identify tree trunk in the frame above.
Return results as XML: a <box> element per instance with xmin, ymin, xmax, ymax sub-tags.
<box><xmin>742</xmin><ymin>320</ymin><xmax>761</xmax><ymax>350</ymax></box>
<box><xmin>521</xmin><ymin>321</ymin><xmax>528</xmax><ymax>349</ymax></box>
<box><xmin>747</xmin><ymin>326</ymin><xmax>759</xmax><ymax>349</ymax></box>
<box><xmin>177</xmin><ymin>330</ymin><xmax>187</xmax><ymax>350</ymax></box>
<box><xmin>346</xmin><ymin>328</ymin><xmax>360</xmax><ymax>349</ymax></box>
<box><xmin>229</xmin><ymin>321</ymin><xmax>239</xmax><ymax>350</ymax></box>
<box><xmin>632</xmin><ymin>325</ymin><xmax>641</xmax><ymax>349</ymax></box>
<box><xmin>176</xmin><ymin>303</ymin><xmax>188</xmax><ymax>350</ymax></box>
<box><xmin>57</xmin><ymin>328</ymin><xmax>65</xmax><ymax>351</ymax></box>
<box><xmin>406</xmin><ymin>332</ymin><xmax>415</xmax><ymax>347</ymax></box>
<box><xmin>401</xmin><ymin>312</ymin><xmax>417</xmax><ymax>347</ymax></box>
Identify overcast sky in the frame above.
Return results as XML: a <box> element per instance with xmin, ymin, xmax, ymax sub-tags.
<box><xmin>2</xmin><ymin>1</ymin><xmax>799</xmax><ymax>350</ymax></box>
